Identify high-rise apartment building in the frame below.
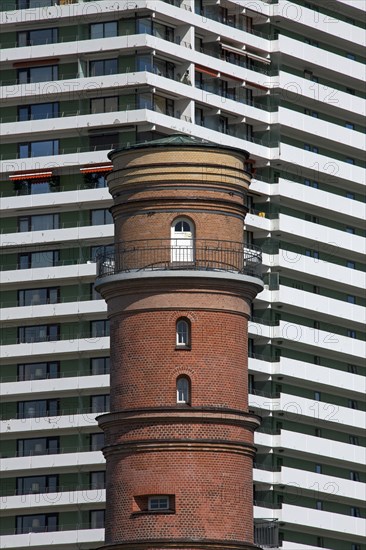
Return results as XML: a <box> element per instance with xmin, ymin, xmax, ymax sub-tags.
<box><xmin>0</xmin><ymin>1</ymin><xmax>365</xmax><ymax>549</ymax></box>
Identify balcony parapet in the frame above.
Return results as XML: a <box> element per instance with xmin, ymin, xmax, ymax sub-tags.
<box><xmin>96</xmin><ymin>240</ymin><xmax>262</xmax><ymax>280</ymax></box>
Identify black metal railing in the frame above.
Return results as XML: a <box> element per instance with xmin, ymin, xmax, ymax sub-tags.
<box><xmin>96</xmin><ymin>240</ymin><xmax>262</xmax><ymax>279</ymax></box>
<box><xmin>254</xmin><ymin>519</ymin><xmax>279</xmax><ymax>548</ymax></box>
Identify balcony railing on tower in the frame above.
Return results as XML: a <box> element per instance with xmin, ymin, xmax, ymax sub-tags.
<box><xmin>96</xmin><ymin>240</ymin><xmax>262</xmax><ymax>279</ymax></box>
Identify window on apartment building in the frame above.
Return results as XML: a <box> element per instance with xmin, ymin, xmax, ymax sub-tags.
<box><xmin>219</xmin><ymin>116</ymin><xmax>229</xmax><ymax>134</ymax></box>
<box><xmin>317</xmin><ymin>537</ymin><xmax>324</xmax><ymax>548</ymax></box>
<box><xmin>90</xmin><ymin>96</ymin><xmax>118</xmax><ymax>114</ymax></box>
<box><xmin>91</xmin><ymin>395</ymin><xmax>110</xmax><ymax>413</ymax></box>
<box><xmin>315</xmin><ymin>464</ymin><xmax>322</xmax><ymax>474</ymax></box>
<box><xmin>17</xmin><ymin>399</ymin><xmax>59</xmax><ymax>418</ymax></box>
<box><xmin>314</xmin><ymin>356</ymin><xmax>321</xmax><ymax>365</ymax></box>
<box><xmin>90</xmin><ymin>21</ymin><xmax>118</xmax><ymax>39</ymax></box>
<box><xmin>348</xmin><ymin>364</ymin><xmax>358</xmax><ymax>374</ymax></box>
<box><xmin>315</xmin><ymin>428</ymin><xmax>322</xmax><ymax>437</ymax></box>
<box><xmin>304</xmin><ymin>179</ymin><xmax>319</xmax><ymax>188</ymax></box>
<box><xmin>345</xmin><ymin>122</ymin><xmax>355</xmax><ymax>130</ymax></box>
<box><xmin>91</xmin><ymin>320</ymin><xmax>110</xmax><ymax>338</ymax></box>
<box><xmin>84</xmin><ymin>171</ymin><xmax>109</xmax><ymax>189</ymax></box>
<box><xmin>348</xmin><ymin>399</ymin><xmax>358</xmax><ymax>409</ymax></box>
<box><xmin>304</xmin><ymin>109</ymin><xmax>318</xmax><ymax>118</ymax></box>
<box><xmin>346</xmin><ymin>261</ymin><xmax>355</xmax><ymax>269</ymax></box>
<box><xmin>148</xmin><ymin>496</ymin><xmax>170</xmax><ymax>511</ymax></box>
<box><xmin>90</xmin><ymin>471</ymin><xmax>106</xmax><ymax>490</ymax></box>
<box><xmin>89</xmin><ymin>59</ymin><xmax>118</xmax><ymax>77</ymax></box>
<box><xmin>16</xmin><ymin>513</ymin><xmax>58</xmax><ymax>534</ymax></box>
<box><xmin>90</xmin><ymin>433</ymin><xmax>105</xmax><ymax>451</ymax></box>
<box><xmin>18</xmin><ymin>214</ymin><xmax>59</xmax><ymax>232</ymax></box>
<box><xmin>17</xmin><ymin>28</ymin><xmax>58</xmax><ymax>47</ymax></box>
<box><xmin>18</xmin><ymin>324</ymin><xmax>59</xmax><ymax>344</ymax></box>
<box><xmin>19</xmin><ymin>140</ymin><xmax>59</xmax><ymax>158</ymax></box>
<box><xmin>18</xmin><ymin>362</ymin><xmax>59</xmax><ymax>381</ymax></box>
<box><xmin>17</xmin><ymin>475</ymin><xmax>58</xmax><ymax>495</ymax></box>
<box><xmin>346</xmin><ymin>53</ymin><xmax>356</xmax><ymax>60</ymax></box>
<box><xmin>177</xmin><ymin>376</ymin><xmax>190</xmax><ymax>404</ymax></box>
<box><xmin>154</xmin><ymin>95</ymin><xmax>174</xmax><ymax>116</ymax></box>
<box><xmin>346</xmin><ymin>87</ymin><xmax>355</xmax><ymax>95</ymax></box>
<box><xmin>347</xmin><ymin>295</ymin><xmax>356</xmax><ymax>304</ymax></box>
<box><xmin>14</xmin><ymin>176</ymin><xmax>60</xmax><ymax>196</ymax></box>
<box><xmin>347</xmin><ymin>329</ymin><xmax>356</xmax><ymax>339</ymax></box>
<box><xmin>351</xmin><ymin>507</ymin><xmax>361</xmax><ymax>517</ymax></box>
<box><xmin>351</xmin><ymin>545</ymin><xmax>361</xmax><ymax>550</ymax></box>
<box><xmin>18</xmin><ymin>287</ymin><xmax>59</xmax><ymax>306</ymax></box>
<box><xmin>313</xmin><ymin>286</ymin><xmax>320</xmax><ymax>294</ymax></box>
<box><xmin>90</xmin><ymin>357</ymin><xmax>110</xmax><ymax>375</ymax></box>
<box><xmin>305</xmin><ymin>250</ymin><xmax>319</xmax><ymax>259</ymax></box>
<box><xmin>91</xmin><ymin>209</ymin><xmax>113</xmax><ymax>225</ymax></box>
<box><xmin>350</xmin><ymin>471</ymin><xmax>360</xmax><ymax>482</ymax></box>
<box><xmin>346</xmin><ymin>227</ymin><xmax>355</xmax><ymax>234</ymax></box>
<box><xmin>18</xmin><ymin>102</ymin><xmax>59</xmax><ymax>121</ymax></box>
<box><xmin>346</xmin><ymin>192</ymin><xmax>355</xmax><ymax>200</ymax></box>
<box><xmin>18</xmin><ymin>0</ymin><xmax>56</xmax><ymax>7</ymax></box>
<box><xmin>17</xmin><ymin>437</ymin><xmax>59</xmax><ymax>457</ymax></box>
<box><xmin>345</xmin><ymin>158</ymin><xmax>355</xmax><ymax>165</ymax></box>
<box><xmin>90</xmin><ymin>510</ymin><xmax>105</xmax><ymax>529</ymax></box>
<box><xmin>176</xmin><ymin>318</ymin><xmax>191</xmax><ymax>348</ymax></box>
<box><xmin>304</xmin><ymin>144</ymin><xmax>319</xmax><ymax>153</ymax></box>
<box><xmin>349</xmin><ymin>435</ymin><xmax>359</xmax><ymax>445</ymax></box>
<box><xmin>90</xmin><ymin>245</ymin><xmax>114</xmax><ymax>262</ymax></box>
<box><xmin>91</xmin><ymin>284</ymin><xmax>103</xmax><ymax>301</ymax></box>
<box><xmin>314</xmin><ymin>391</ymin><xmax>321</xmax><ymax>401</ymax></box>
<box><xmin>19</xmin><ymin>250</ymin><xmax>60</xmax><ymax>269</ymax></box>
<box><xmin>316</xmin><ymin>500</ymin><xmax>323</xmax><ymax>510</ymax></box>
<box><xmin>89</xmin><ymin>133</ymin><xmax>119</xmax><ymax>151</ymax></box>
<box><xmin>18</xmin><ymin>65</ymin><xmax>58</xmax><ymax>84</ymax></box>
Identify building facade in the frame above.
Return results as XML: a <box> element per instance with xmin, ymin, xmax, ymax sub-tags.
<box><xmin>0</xmin><ymin>1</ymin><xmax>365</xmax><ymax>549</ymax></box>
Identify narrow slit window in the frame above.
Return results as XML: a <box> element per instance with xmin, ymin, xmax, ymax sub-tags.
<box><xmin>177</xmin><ymin>376</ymin><xmax>190</xmax><ymax>404</ymax></box>
<box><xmin>176</xmin><ymin>318</ymin><xmax>190</xmax><ymax>348</ymax></box>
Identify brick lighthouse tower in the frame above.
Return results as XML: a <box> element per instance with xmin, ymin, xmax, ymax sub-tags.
<box><xmin>96</xmin><ymin>135</ymin><xmax>263</xmax><ymax>550</ymax></box>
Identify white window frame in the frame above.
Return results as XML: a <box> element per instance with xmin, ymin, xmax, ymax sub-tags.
<box><xmin>148</xmin><ymin>495</ymin><xmax>170</xmax><ymax>511</ymax></box>
<box><xmin>177</xmin><ymin>377</ymin><xmax>190</xmax><ymax>404</ymax></box>
<box><xmin>176</xmin><ymin>318</ymin><xmax>190</xmax><ymax>347</ymax></box>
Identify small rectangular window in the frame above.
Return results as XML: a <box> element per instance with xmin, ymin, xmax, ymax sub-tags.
<box><xmin>91</xmin><ymin>395</ymin><xmax>110</xmax><ymax>413</ymax></box>
<box><xmin>314</xmin><ymin>391</ymin><xmax>321</xmax><ymax>401</ymax></box>
<box><xmin>90</xmin><ymin>471</ymin><xmax>105</xmax><ymax>489</ymax></box>
<box><xmin>316</xmin><ymin>500</ymin><xmax>323</xmax><ymax>510</ymax></box>
<box><xmin>91</xmin><ymin>320</ymin><xmax>110</xmax><ymax>338</ymax></box>
<box><xmin>18</xmin><ymin>362</ymin><xmax>59</xmax><ymax>381</ymax></box>
<box><xmin>351</xmin><ymin>507</ymin><xmax>360</xmax><ymax>517</ymax></box>
<box><xmin>90</xmin><ymin>357</ymin><xmax>110</xmax><ymax>375</ymax></box>
<box><xmin>347</xmin><ymin>329</ymin><xmax>356</xmax><ymax>339</ymax></box>
<box><xmin>347</xmin><ymin>295</ymin><xmax>356</xmax><ymax>304</ymax></box>
<box><xmin>348</xmin><ymin>364</ymin><xmax>358</xmax><ymax>374</ymax></box>
<box><xmin>90</xmin><ymin>22</ymin><xmax>118</xmax><ymax>39</ymax></box>
<box><xmin>90</xmin><ymin>510</ymin><xmax>105</xmax><ymax>528</ymax></box>
<box><xmin>315</xmin><ymin>464</ymin><xmax>322</xmax><ymax>474</ymax></box>
<box><xmin>148</xmin><ymin>496</ymin><xmax>170</xmax><ymax>511</ymax></box>
<box><xmin>348</xmin><ymin>399</ymin><xmax>358</xmax><ymax>409</ymax></box>
<box><xmin>89</xmin><ymin>59</ymin><xmax>118</xmax><ymax>77</ymax></box>
<box><xmin>345</xmin><ymin>122</ymin><xmax>354</xmax><ymax>129</ymax></box>
<box><xmin>90</xmin><ymin>433</ymin><xmax>105</xmax><ymax>451</ymax></box>
<box><xmin>346</xmin><ymin>261</ymin><xmax>355</xmax><ymax>269</ymax></box>
<box><xmin>349</xmin><ymin>435</ymin><xmax>359</xmax><ymax>445</ymax></box>
<box><xmin>345</xmin><ymin>158</ymin><xmax>355</xmax><ymax>165</ymax></box>
<box><xmin>91</xmin><ymin>209</ymin><xmax>113</xmax><ymax>225</ymax></box>
<box><xmin>350</xmin><ymin>471</ymin><xmax>360</xmax><ymax>482</ymax></box>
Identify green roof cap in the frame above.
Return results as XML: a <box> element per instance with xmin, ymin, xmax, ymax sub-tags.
<box><xmin>108</xmin><ymin>134</ymin><xmax>250</xmax><ymax>159</ymax></box>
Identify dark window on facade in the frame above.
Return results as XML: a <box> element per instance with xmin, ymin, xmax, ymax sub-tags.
<box><xmin>90</xmin><ymin>433</ymin><xmax>105</xmax><ymax>451</ymax></box>
<box><xmin>19</xmin><ymin>102</ymin><xmax>59</xmax><ymax>121</ymax></box>
<box><xmin>347</xmin><ymin>260</ymin><xmax>356</xmax><ymax>269</ymax></box>
<box><xmin>351</xmin><ymin>507</ymin><xmax>360</xmax><ymax>517</ymax></box>
<box><xmin>304</xmin><ymin>144</ymin><xmax>318</xmax><ymax>153</ymax></box>
<box><xmin>347</xmin><ymin>295</ymin><xmax>356</xmax><ymax>304</ymax></box>
<box><xmin>89</xmin><ymin>59</ymin><xmax>118</xmax><ymax>77</ymax></box>
<box><xmin>89</xmin><ymin>133</ymin><xmax>119</xmax><ymax>151</ymax></box>
<box><xmin>90</xmin><ymin>96</ymin><xmax>118</xmax><ymax>114</ymax></box>
<box><xmin>17</xmin><ymin>437</ymin><xmax>59</xmax><ymax>457</ymax></box>
<box><xmin>17</xmin><ymin>399</ymin><xmax>59</xmax><ymax>418</ymax></box>
<box><xmin>348</xmin><ymin>364</ymin><xmax>358</xmax><ymax>374</ymax></box>
<box><xmin>90</xmin><ymin>471</ymin><xmax>105</xmax><ymax>489</ymax></box>
<box><xmin>18</xmin><ymin>362</ymin><xmax>59</xmax><ymax>381</ymax></box>
<box><xmin>17</xmin><ymin>475</ymin><xmax>58</xmax><ymax>495</ymax></box>
<box><xmin>91</xmin><ymin>395</ymin><xmax>110</xmax><ymax>413</ymax></box>
<box><xmin>91</xmin><ymin>320</ymin><xmax>110</xmax><ymax>338</ymax></box>
<box><xmin>90</xmin><ymin>357</ymin><xmax>110</xmax><ymax>375</ymax></box>
<box><xmin>91</xmin><ymin>245</ymin><xmax>114</xmax><ymax>262</ymax></box>
<box><xmin>14</xmin><ymin>177</ymin><xmax>59</xmax><ymax>196</ymax></box>
<box><xmin>91</xmin><ymin>209</ymin><xmax>113</xmax><ymax>225</ymax></box>
<box><xmin>176</xmin><ymin>318</ymin><xmax>191</xmax><ymax>348</ymax></box>
<box><xmin>16</xmin><ymin>513</ymin><xmax>58</xmax><ymax>534</ymax></box>
<box><xmin>18</xmin><ymin>324</ymin><xmax>59</xmax><ymax>343</ymax></box>
<box><xmin>349</xmin><ymin>435</ymin><xmax>359</xmax><ymax>445</ymax></box>
<box><xmin>18</xmin><ymin>0</ymin><xmax>56</xmax><ymax>7</ymax></box>
<box><xmin>347</xmin><ymin>329</ymin><xmax>356</xmax><ymax>339</ymax></box>
<box><xmin>90</xmin><ymin>22</ymin><xmax>118</xmax><ymax>39</ymax></box>
<box><xmin>19</xmin><ymin>214</ymin><xmax>59</xmax><ymax>232</ymax></box>
<box><xmin>350</xmin><ymin>471</ymin><xmax>360</xmax><ymax>482</ymax></box>
<box><xmin>90</xmin><ymin>510</ymin><xmax>105</xmax><ymax>528</ymax></box>
<box><xmin>83</xmin><ymin>171</ymin><xmax>108</xmax><ymax>189</ymax></box>
<box><xmin>19</xmin><ymin>140</ymin><xmax>59</xmax><ymax>158</ymax></box>
<box><xmin>177</xmin><ymin>376</ymin><xmax>190</xmax><ymax>404</ymax></box>
<box><xmin>18</xmin><ymin>65</ymin><xmax>58</xmax><ymax>84</ymax></box>
<box><xmin>348</xmin><ymin>399</ymin><xmax>358</xmax><ymax>409</ymax></box>
<box><xmin>18</xmin><ymin>287</ymin><xmax>59</xmax><ymax>306</ymax></box>
<box><xmin>19</xmin><ymin>250</ymin><xmax>60</xmax><ymax>269</ymax></box>
<box><xmin>17</xmin><ymin>28</ymin><xmax>58</xmax><ymax>47</ymax></box>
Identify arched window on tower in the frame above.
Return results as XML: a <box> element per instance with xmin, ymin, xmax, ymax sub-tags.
<box><xmin>176</xmin><ymin>318</ymin><xmax>191</xmax><ymax>348</ymax></box>
<box><xmin>171</xmin><ymin>218</ymin><xmax>194</xmax><ymax>263</ymax></box>
<box><xmin>176</xmin><ymin>376</ymin><xmax>190</xmax><ymax>404</ymax></box>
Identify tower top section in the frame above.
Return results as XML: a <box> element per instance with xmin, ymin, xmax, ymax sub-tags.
<box><xmin>108</xmin><ymin>133</ymin><xmax>250</xmax><ymax>160</ymax></box>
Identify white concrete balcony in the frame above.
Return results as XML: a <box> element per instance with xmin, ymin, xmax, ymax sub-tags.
<box><xmin>272</xmin><ymin>320</ymin><xmax>366</xmax><ymax>362</ymax></box>
<box><xmin>0</xmin><ymin>374</ymin><xmax>109</xmax><ymax>401</ymax></box>
<box><xmin>256</xmin><ymin>430</ymin><xmax>366</xmax><ymax>468</ymax></box>
<box><xmin>0</xmin><ymin>263</ymin><xmax>97</xmax><ymax>289</ymax></box>
<box><xmin>0</xmin><ymin>188</ymin><xmax>112</xmax><ymax>217</ymax></box>
<box><xmin>0</xmin><ymin>337</ymin><xmax>110</xmax><ymax>363</ymax></box>
<box><xmin>279</xmin><ymin>71</ymin><xmax>365</xmax><ymax>119</ymax></box>
<box><xmin>254</xmin><ymin>503</ymin><xmax>365</xmax><ymax>543</ymax></box>
<box><xmin>0</xmin><ymin>412</ymin><xmax>101</xmax><ymax>439</ymax></box>
<box><xmin>261</xmin><ymin>251</ymin><xmax>366</xmax><ymax>295</ymax></box>
<box><xmin>277</xmin><ymin>0</ymin><xmax>365</xmax><ymax>49</ymax></box>
<box><xmin>254</xmin><ymin>466</ymin><xmax>366</xmax><ymax>505</ymax></box>
<box><xmin>0</xmin><ymin>451</ymin><xmax>105</xmax><ymax>477</ymax></box>
<box><xmin>249</xmin><ymin>393</ymin><xmax>366</xmax><ymax>434</ymax></box>
<box><xmin>278</xmin><ymin>106</ymin><xmax>365</xmax><ymax>154</ymax></box>
<box><xmin>1</xmin><ymin>489</ymin><xmax>106</xmax><ymax>514</ymax></box>
<box><xmin>249</xmin><ymin>356</ymin><xmax>366</xmax><ymax>399</ymax></box>
<box><xmin>256</xmin><ymin>286</ymin><xmax>365</xmax><ymax>329</ymax></box>
<box><xmin>278</xmin><ymin>35</ymin><xmax>364</xmax><ymax>86</ymax></box>
<box><xmin>0</xmin><ymin>300</ymin><xmax>107</xmax><ymax>324</ymax></box>
<box><xmin>250</xmin><ymin>178</ymin><xmax>366</xmax><ymax>226</ymax></box>
<box><xmin>0</xmin><ymin>224</ymin><xmax>114</xmax><ymax>251</ymax></box>
<box><xmin>0</xmin><ymin>529</ymin><xmax>104</xmax><ymax>549</ymax></box>
<box><xmin>279</xmin><ymin>143</ymin><xmax>364</xmax><ymax>187</ymax></box>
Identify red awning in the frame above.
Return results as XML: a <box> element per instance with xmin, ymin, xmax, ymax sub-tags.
<box><xmin>80</xmin><ymin>165</ymin><xmax>113</xmax><ymax>174</ymax></box>
<box><xmin>9</xmin><ymin>171</ymin><xmax>53</xmax><ymax>181</ymax></box>
<box><xmin>195</xmin><ymin>65</ymin><xmax>219</xmax><ymax>78</ymax></box>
